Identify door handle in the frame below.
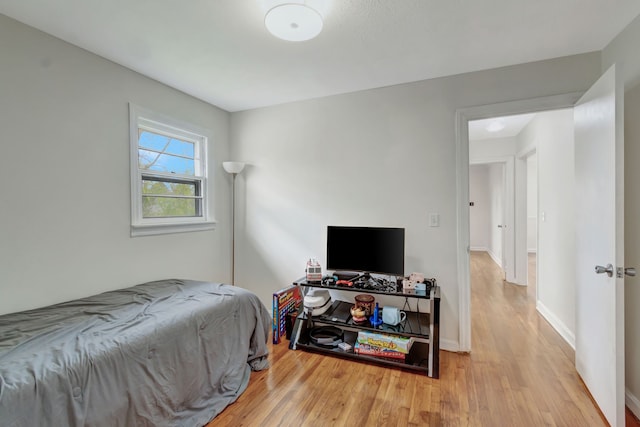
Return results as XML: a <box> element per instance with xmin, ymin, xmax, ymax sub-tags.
<box><xmin>596</xmin><ymin>265</ymin><xmax>637</xmax><ymax>278</ymax></box>
<box><xmin>615</xmin><ymin>267</ymin><xmax>636</xmax><ymax>278</ymax></box>
<box><xmin>595</xmin><ymin>264</ymin><xmax>614</xmax><ymax>277</ymax></box>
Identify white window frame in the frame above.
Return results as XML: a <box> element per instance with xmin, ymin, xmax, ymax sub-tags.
<box><xmin>129</xmin><ymin>103</ymin><xmax>215</xmax><ymax>236</ymax></box>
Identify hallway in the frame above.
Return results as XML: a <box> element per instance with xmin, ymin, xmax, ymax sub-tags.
<box><xmin>448</xmin><ymin>250</ymin><xmax>607</xmax><ymax>424</ymax></box>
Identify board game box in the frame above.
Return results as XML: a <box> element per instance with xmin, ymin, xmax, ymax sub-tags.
<box><xmin>356</xmin><ymin>331</ymin><xmax>414</xmax><ymax>354</ymax></box>
<box><xmin>272</xmin><ymin>285</ymin><xmax>302</xmax><ymax>344</ymax></box>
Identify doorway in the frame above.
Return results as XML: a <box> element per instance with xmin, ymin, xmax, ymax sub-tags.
<box><xmin>468</xmin><ymin>109</ymin><xmax>574</xmax><ymax>340</ymax></box>
<box><xmin>457</xmin><ymin>69</ymin><xmax>626</xmax><ymax>425</ymax></box>
<box><xmin>457</xmin><ymin>94</ymin><xmax>581</xmax><ymax>353</ymax></box>
<box><xmin>469</xmin><ymin>162</ymin><xmax>507</xmax><ymax>279</ymax></box>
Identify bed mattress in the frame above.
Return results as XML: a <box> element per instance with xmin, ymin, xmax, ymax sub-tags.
<box><xmin>0</xmin><ymin>279</ymin><xmax>271</xmax><ymax>427</ymax></box>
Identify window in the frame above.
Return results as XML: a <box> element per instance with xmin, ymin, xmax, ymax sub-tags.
<box><xmin>129</xmin><ymin>104</ymin><xmax>215</xmax><ymax>236</ymax></box>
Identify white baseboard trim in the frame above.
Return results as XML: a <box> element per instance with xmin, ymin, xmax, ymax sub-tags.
<box><xmin>470</xmin><ymin>246</ymin><xmax>488</xmax><ymax>252</ymax></box>
<box><xmin>439</xmin><ymin>338</ymin><xmax>460</xmax><ymax>352</ymax></box>
<box><xmin>487</xmin><ymin>250</ymin><xmax>502</xmax><ymax>268</ymax></box>
<box><xmin>627</xmin><ymin>389</ymin><xmax>640</xmax><ymax>420</ymax></box>
<box><xmin>536</xmin><ymin>301</ymin><xmax>575</xmax><ymax>349</ymax></box>
<box><xmin>527</xmin><ymin>249</ymin><xmax>537</xmax><ymax>254</ymax></box>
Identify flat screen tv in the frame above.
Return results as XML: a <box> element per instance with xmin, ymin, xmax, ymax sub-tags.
<box><xmin>326</xmin><ymin>226</ymin><xmax>405</xmax><ymax>277</ymax></box>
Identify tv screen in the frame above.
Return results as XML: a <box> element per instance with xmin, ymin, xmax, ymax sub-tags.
<box><xmin>326</xmin><ymin>226</ymin><xmax>405</xmax><ymax>276</ymax></box>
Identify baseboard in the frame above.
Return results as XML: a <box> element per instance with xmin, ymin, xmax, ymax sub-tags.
<box><xmin>470</xmin><ymin>246</ymin><xmax>488</xmax><ymax>252</ymax></box>
<box><xmin>536</xmin><ymin>301</ymin><xmax>575</xmax><ymax>349</ymax></box>
<box><xmin>439</xmin><ymin>338</ymin><xmax>460</xmax><ymax>352</ymax></box>
<box><xmin>627</xmin><ymin>389</ymin><xmax>640</xmax><ymax>420</ymax></box>
<box><xmin>487</xmin><ymin>250</ymin><xmax>502</xmax><ymax>268</ymax></box>
<box><xmin>527</xmin><ymin>249</ymin><xmax>537</xmax><ymax>254</ymax></box>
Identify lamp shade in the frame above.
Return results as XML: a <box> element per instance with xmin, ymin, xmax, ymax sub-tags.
<box><xmin>265</xmin><ymin>3</ymin><xmax>323</xmax><ymax>42</ymax></box>
<box><xmin>223</xmin><ymin>161</ymin><xmax>246</xmax><ymax>174</ymax></box>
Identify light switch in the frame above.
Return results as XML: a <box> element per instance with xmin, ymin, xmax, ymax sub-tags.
<box><xmin>429</xmin><ymin>213</ymin><xmax>440</xmax><ymax>227</ymax></box>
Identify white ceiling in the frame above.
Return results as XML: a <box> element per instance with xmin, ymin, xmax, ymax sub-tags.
<box><xmin>469</xmin><ymin>113</ymin><xmax>537</xmax><ymax>141</ymax></box>
<box><xmin>1</xmin><ymin>0</ymin><xmax>639</xmax><ymax>112</ymax></box>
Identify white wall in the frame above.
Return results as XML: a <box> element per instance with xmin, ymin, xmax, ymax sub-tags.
<box><xmin>469</xmin><ymin>165</ymin><xmax>490</xmax><ymax>250</ymax></box>
<box><xmin>0</xmin><ymin>16</ymin><xmax>232</xmax><ymax>315</ymax></box>
<box><xmin>622</xmin><ymin>81</ymin><xmax>640</xmax><ymax>419</ymax></box>
<box><xmin>517</xmin><ymin>109</ymin><xmax>576</xmax><ymax>344</ymax></box>
<box><xmin>602</xmin><ymin>13</ymin><xmax>640</xmax><ymax>418</ymax></box>
<box><xmin>526</xmin><ymin>155</ymin><xmax>538</xmax><ymax>252</ymax></box>
<box><xmin>229</xmin><ymin>53</ymin><xmax>602</xmax><ymax>349</ymax></box>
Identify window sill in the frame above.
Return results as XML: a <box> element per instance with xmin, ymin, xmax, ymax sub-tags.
<box><xmin>131</xmin><ymin>220</ymin><xmax>216</xmax><ymax>237</ymax></box>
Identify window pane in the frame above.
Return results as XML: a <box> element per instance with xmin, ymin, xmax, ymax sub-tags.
<box><xmin>166</xmin><ymin>138</ymin><xmax>194</xmax><ymax>157</ymax></box>
<box><xmin>142</xmin><ymin>196</ymin><xmax>201</xmax><ymax>218</ymax></box>
<box><xmin>139</xmin><ymin>131</ymin><xmax>170</xmax><ymax>151</ymax></box>
<box><xmin>142</xmin><ymin>179</ymin><xmax>197</xmax><ymax>196</ymax></box>
<box><xmin>139</xmin><ymin>131</ymin><xmax>195</xmax><ymax>157</ymax></box>
<box><xmin>139</xmin><ymin>149</ymin><xmax>195</xmax><ymax>175</ymax></box>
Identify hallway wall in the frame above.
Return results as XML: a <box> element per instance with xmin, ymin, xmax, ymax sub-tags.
<box><xmin>517</xmin><ymin>109</ymin><xmax>576</xmax><ymax>346</ymax></box>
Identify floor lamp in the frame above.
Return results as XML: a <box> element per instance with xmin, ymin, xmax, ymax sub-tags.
<box><xmin>223</xmin><ymin>161</ymin><xmax>245</xmax><ymax>286</ymax></box>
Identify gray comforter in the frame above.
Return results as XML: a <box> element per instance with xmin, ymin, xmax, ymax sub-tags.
<box><xmin>0</xmin><ymin>279</ymin><xmax>271</xmax><ymax>427</ymax></box>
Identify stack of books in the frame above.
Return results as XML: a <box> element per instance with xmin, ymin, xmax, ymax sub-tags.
<box><xmin>354</xmin><ymin>331</ymin><xmax>413</xmax><ymax>362</ymax></box>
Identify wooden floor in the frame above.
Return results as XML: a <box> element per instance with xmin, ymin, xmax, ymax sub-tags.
<box><xmin>209</xmin><ymin>252</ymin><xmax>635</xmax><ymax>426</ymax></box>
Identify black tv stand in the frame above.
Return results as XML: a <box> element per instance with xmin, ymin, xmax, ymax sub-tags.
<box><xmin>289</xmin><ymin>277</ymin><xmax>440</xmax><ymax>378</ymax></box>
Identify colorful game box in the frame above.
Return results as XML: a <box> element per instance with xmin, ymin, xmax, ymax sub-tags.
<box><xmin>356</xmin><ymin>331</ymin><xmax>413</xmax><ymax>354</ymax></box>
<box><xmin>272</xmin><ymin>285</ymin><xmax>302</xmax><ymax>344</ymax></box>
<box><xmin>353</xmin><ymin>342</ymin><xmax>406</xmax><ymax>360</ymax></box>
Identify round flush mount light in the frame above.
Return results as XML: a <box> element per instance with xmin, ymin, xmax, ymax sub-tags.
<box><xmin>265</xmin><ymin>3</ymin><xmax>323</xmax><ymax>42</ymax></box>
<box><xmin>486</xmin><ymin>119</ymin><xmax>506</xmax><ymax>133</ymax></box>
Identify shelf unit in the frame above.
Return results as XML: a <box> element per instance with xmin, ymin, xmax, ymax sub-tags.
<box><xmin>288</xmin><ymin>278</ymin><xmax>440</xmax><ymax>378</ymax></box>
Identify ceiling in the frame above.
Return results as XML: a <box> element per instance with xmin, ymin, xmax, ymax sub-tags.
<box><xmin>1</xmin><ymin>1</ymin><xmax>639</xmax><ymax>112</ymax></box>
<box><xmin>469</xmin><ymin>113</ymin><xmax>537</xmax><ymax>141</ymax></box>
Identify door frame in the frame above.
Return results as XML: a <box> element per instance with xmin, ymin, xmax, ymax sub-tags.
<box><xmin>455</xmin><ymin>92</ymin><xmax>583</xmax><ymax>352</ymax></box>
<box><xmin>517</xmin><ymin>148</ymin><xmax>538</xmax><ymax>293</ymax></box>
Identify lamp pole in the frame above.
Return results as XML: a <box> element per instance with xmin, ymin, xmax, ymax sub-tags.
<box><xmin>223</xmin><ymin>162</ymin><xmax>245</xmax><ymax>286</ymax></box>
<box><xmin>230</xmin><ymin>171</ymin><xmax>237</xmax><ymax>286</ymax></box>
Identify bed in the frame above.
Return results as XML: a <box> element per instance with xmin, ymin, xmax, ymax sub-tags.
<box><xmin>0</xmin><ymin>279</ymin><xmax>271</xmax><ymax>427</ymax></box>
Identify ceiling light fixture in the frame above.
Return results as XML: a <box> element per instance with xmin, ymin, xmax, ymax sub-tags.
<box><xmin>265</xmin><ymin>2</ymin><xmax>323</xmax><ymax>42</ymax></box>
<box><xmin>486</xmin><ymin>119</ymin><xmax>506</xmax><ymax>133</ymax></box>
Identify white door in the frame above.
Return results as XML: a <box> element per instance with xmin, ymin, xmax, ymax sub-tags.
<box><xmin>574</xmin><ymin>64</ymin><xmax>624</xmax><ymax>427</ymax></box>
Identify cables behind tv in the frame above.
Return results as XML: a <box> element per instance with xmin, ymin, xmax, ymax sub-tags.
<box><xmin>352</xmin><ymin>275</ymin><xmax>398</xmax><ymax>292</ymax></box>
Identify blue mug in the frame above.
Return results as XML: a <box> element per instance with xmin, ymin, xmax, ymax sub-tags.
<box><xmin>382</xmin><ymin>306</ymin><xmax>407</xmax><ymax>326</ymax></box>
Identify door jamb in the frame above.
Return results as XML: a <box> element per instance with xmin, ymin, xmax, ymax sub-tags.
<box><xmin>516</xmin><ymin>148</ymin><xmax>538</xmax><ymax>297</ymax></box>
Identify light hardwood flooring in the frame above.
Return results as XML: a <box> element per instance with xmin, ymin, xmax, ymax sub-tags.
<box><xmin>208</xmin><ymin>251</ymin><xmax>634</xmax><ymax>426</ymax></box>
